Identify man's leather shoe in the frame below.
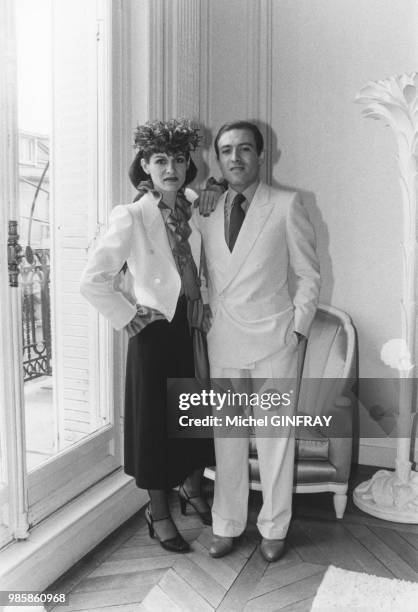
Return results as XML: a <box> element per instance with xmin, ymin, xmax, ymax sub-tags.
<box><xmin>209</xmin><ymin>535</ymin><xmax>234</xmax><ymax>558</ymax></box>
<box><xmin>260</xmin><ymin>538</ymin><xmax>286</xmax><ymax>562</ymax></box>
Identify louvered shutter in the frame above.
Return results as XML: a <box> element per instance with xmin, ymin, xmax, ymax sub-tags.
<box><xmin>51</xmin><ymin>0</ymin><xmax>102</xmax><ymax>445</ymax></box>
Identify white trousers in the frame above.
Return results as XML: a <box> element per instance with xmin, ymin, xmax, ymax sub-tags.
<box><xmin>211</xmin><ymin>343</ymin><xmax>299</xmax><ymax>539</ymax></box>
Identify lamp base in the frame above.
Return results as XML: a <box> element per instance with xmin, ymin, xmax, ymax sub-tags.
<box><xmin>353</xmin><ymin>468</ymin><xmax>418</xmax><ymax>523</ymax></box>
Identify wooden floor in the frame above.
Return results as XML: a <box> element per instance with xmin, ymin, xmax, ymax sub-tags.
<box><xmin>47</xmin><ymin>466</ymin><xmax>418</xmax><ymax>611</ymax></box>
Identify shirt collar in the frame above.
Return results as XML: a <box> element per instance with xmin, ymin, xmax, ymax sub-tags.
<box><xmin>227</xmin><ymin>180</ymin><xmax>259</xmax><ymax>206</ymax></box>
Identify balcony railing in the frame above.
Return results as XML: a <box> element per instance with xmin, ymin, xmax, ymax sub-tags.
<box><xmin>21</xmin><ymin>248</ymin><xmax>52</xmax><ymax>382</ymax></box>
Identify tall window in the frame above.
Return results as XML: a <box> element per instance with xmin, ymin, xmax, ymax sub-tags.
<box><xmin>17</xmin><ymin>0</ymin><xmax>54</xmax><ymax>470</ymax></box>
<box><xmin>0</xmin><ymin>0</ymin><xmax>120</xmax><ymax>545</ymax></box>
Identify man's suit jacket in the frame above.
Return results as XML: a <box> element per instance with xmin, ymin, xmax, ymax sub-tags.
<box><xmin>195</xmin><ymin>182</ymin><xmax>320</xmax><ymax>368</ymax></box>
<box><xmin>80</xmin><ymin>189</ymin><xmax>201</xmax><ymax>330</ymax></box>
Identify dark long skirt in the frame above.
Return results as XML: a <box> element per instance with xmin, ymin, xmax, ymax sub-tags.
<box><xmin>124</xmin><ymin>295</ymin><xmax>215</xmax><ymax>489</ymax></box>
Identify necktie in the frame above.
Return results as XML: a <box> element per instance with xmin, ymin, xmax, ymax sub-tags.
<box><xmin>229</xmin><ymin>193</ymin><xmax>246</xmax><ymax>251</ymax></box>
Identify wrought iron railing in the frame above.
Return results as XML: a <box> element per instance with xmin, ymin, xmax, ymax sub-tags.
<box><xmin>20</xmin><ymin>248</ymin><xmax>52</xmax><ymax>381</ymax></box>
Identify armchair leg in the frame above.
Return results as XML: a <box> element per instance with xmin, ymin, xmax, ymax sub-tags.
<box><xmin>333</xmin><ymin>493</ymin><xmax>347</xmax><ymax>519</ymax></box>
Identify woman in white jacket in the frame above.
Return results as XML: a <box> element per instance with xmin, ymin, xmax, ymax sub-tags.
<box><xmin>80</xmin><ymin>119</ymin><xmax>214</xmax><ymax>553</ymax></box>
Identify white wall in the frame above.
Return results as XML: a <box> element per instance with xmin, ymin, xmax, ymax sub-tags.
<box><xmin>269</xmin><ymin>0</ymin><xmax>418</xmax><ymax>465</ymax></box>
<box><xmin>203</xmin><ymin>0</ymin><xmax>256</xmax><ymax>171</ymax></box>
<box><xmin>197</xmin><ymin>0</ymin><xmax>418</xmax><ymax>466</ymax></box>
<box><xmin>271</xmin><ymin>0</ymin><xmax>417</xmax><ymax>375</ymax></box>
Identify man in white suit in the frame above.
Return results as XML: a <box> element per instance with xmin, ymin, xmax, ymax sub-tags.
<box><xmin>196</xmin><ymin>121</ymin><xmax>320</xmax><ymax>561</ymax></box>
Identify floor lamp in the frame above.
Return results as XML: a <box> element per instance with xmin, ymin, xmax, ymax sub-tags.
<box><xmin>353</xmin><ymin>73</ymin><xmax>418</xmax><ymax>523</ymax></box>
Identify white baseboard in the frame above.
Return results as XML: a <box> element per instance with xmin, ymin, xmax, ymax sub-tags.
<box><xmin>0</xmin><ymin>469</ymin><xmax>147</xmax><ymax>591</ymax></box>
<box><xmin>359</xmin><ymin>440</ymin><xmax>418</xmax><ymax>468</ymax></box>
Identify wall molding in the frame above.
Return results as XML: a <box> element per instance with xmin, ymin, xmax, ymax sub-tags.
<box><xmin>246</xmin><ymin>0</ymin><xmax>273</xmax><ymax>183</ymax></box>
<box><xmin>173</xmin><ymin>0</ymin><xmax>201</xmax><ymax>119</ymax></box>
<box><xmin>199</xmin><ymin>0</ymin><xmax>210</xmax><ymax>128</ymax></box>
<box><xmin>149</xmin><ymin>0</ymin><xmax>202</xmax><ymax>120</ymax></box>
<box><xmin>148</xmin><ymin>0</ymin><xmax>164</xmax><ymax>119</ymax></box>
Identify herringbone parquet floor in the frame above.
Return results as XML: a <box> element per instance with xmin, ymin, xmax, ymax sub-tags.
<box><xmin>47</xmin><ymin>466</ymin><xmax>418</xmax><ymax>611</ymax></box>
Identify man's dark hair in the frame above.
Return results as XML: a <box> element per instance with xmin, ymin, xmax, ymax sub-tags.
<box><xmin>214</xmin><ymin>121</ymin><xmax>264</xmax><ymax>158</ymax></box>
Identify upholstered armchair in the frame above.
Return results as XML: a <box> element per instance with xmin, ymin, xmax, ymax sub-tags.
<box><xmin>205</xmin><ymin>304</ymin><xmax>357</xmax><ymax>519</ymax></box>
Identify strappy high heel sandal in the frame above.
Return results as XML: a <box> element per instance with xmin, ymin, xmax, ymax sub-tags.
<box><xmin>178</xmin><ymin>485</ymin><xmax>212</xmax><ymax>526</ymax></box>
<box><xmin>144</xmin><ymin>503</ymin><xmax>190</xmax><ymax>553</ymax></box>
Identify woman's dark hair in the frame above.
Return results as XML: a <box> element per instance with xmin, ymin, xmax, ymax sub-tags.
<box><xmin>214</xmin><ymin>121</ymin><xmax>264</xmax><ymax>157</ymax></box>
<box><xmin>128</xmin><ymin>118</ymin><xmax>200</xmax><ymax>188</ymax></box>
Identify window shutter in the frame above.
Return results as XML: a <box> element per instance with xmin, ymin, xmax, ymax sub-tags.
<box><xmin>51</xmin><ymin>0</ymin><xmax>104</xmax><ymax>446</ymax></box>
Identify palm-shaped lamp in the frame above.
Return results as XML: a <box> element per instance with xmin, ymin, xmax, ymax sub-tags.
<box><xmin>353</xmin><ymin>73</ymin><xmax>418</xmax><ymax>522</ymax></box>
